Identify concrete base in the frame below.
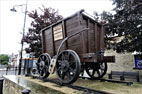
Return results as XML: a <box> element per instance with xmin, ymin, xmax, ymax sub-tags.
<box><xmin>3</xmin><ymin>75</ymin><xmax>78</xmax><ymax>94</ymax></box>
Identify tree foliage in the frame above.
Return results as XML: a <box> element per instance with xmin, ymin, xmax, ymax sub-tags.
<box><xmin>23</xmin><ymin>6</ymin><xmax>63</xmax><ymax>57</ymax></box>
<box><xmin>0</xmin><ymin>54</ymin><xmax>10</xmax><ymax>65</ymax></box>
<box><xmin>98</xmin><ymin>0</ymin><xmax>142</xmax><ymax>53</ymax></box>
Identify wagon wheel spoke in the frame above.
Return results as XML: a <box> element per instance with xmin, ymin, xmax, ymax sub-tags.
<box><xmin>96</xmin><ymin>70</ymin><xmax>101</xmax><ymax>76</ymax></box>
<box><xmin>92</xmin><ymin>69</ymin><xmax>96</xmax><ymax>76</ymax></box>
<box><xmin>69</xmin><ymin>61</ymin><xmax>75</xmax><ymax>67</ymax></box>
<box><xmin>39</xmin><ymin>57</ymin><xmax>43</xmax><ymax>61</ymax></box>
<box><xmin>67</xmin><ymin>52</ymin><xmax>71</xmax><ymax>61</ymax></box>
<box><xmin>42</xmin><ymin>55</ymin><xmax>45</xmax><ymax>61</ymax></box>
<box><xmin>68</xmin><ymin>67</ymin><xmax>76</xmax><ymax>74</ymax></box>
<box><xmin>45</xmin><ymin>60</ymin><xmax>49</xmax><ymax>65</ymax></box>
<box><xmin>58</xmin><ymin>60</ymin><xmax>62</xmax><ymax>63</ymax></box>
<box><xmin>66</xmin><ymin>72</ymin><xmax>71</xmax><ymax>80</ymax></box>
<box><xmin>61</xmin><ymin>53</ymin><xmax>66</xmax><ymax>60</ymax></box>
<box><xmin>40</xmin><ymin>70</ymin><xmax>44</xmax><ymax>76</ymax></box>
<box><xmin>100</xmin><ymin>68</ymin><xmax>104</xmax><ymax>73</ymax></box>
<box><xmin>86</xmin><ymin>62</ymin><xmax>107</xmax><ymax>79</ymax></box>
<box><xmin>61</xmin><ymin>72</ymin><xmax>66</xmax><ymax>79</ymax></box>
<box><xmin>56</xmin><ymin>67</ymin><xmax>61</xmax><ymax>72</ymax></box>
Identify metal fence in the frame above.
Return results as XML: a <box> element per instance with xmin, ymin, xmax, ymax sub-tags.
<box><xmin>0</xmin><ymin>67</ymin><xmax>25</xmax><ymax>77</ymax></box>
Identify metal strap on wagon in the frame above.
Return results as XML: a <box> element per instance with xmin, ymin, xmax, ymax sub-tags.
<box><xmin>56</xmin><ymin>28</ymin><xmax>90</xmax><ymax>55</ymax></box>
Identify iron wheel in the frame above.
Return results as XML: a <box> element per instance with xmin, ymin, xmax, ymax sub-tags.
<box><xmin>37</xmin><ymin>53</ymin><xmax>51</xmax><ymax>78</ymax></box>
<box><xmin>55</xmin><ymin>50</ymin><xmax>81</xmax><ymax>84</ymax></box>
<box><xmin>86</xmin><ymin>62</ymin><xmax>107</xmax><ymax>79</ymax></box>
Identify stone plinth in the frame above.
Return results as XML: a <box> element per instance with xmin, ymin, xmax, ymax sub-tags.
<box><xmin>3</xmin><ymin>75</ymin><xmax>75</xmax><ymax>94</ymax></box>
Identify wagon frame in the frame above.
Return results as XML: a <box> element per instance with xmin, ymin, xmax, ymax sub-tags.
<box><xmin>33</xmin><ymin>10</ymin><xmax>115</xmax><ymax>84</ymax></box>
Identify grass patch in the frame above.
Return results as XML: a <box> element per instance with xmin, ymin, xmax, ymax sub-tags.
<box><xmin>73</xmin><ymin>78</ymin><xmax>142</xmax><ymax>94</ymax></box>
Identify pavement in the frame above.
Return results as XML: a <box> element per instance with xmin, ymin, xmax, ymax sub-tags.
<box><xmin>0</xmin><ymin>68</ymin><xmax>24</xmax><ymax>77</ymax></box>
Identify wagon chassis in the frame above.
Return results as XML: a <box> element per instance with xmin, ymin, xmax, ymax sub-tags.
<box><xmin>32</xmin><ymin>28</ymin><xmax>108</xmax><ymax>84</ymax></box>
<box><xmin>31</xmin><ymin>10</ymin><xmax>115</xmax><ymax>84</ymax></box>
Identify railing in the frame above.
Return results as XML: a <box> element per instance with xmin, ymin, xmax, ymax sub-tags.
<box><xmin>0</xmin><ymin>66</ymin><xmax>24</xmax><ymax>77</ymax></box>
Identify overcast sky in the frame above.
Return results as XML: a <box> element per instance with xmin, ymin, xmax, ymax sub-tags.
<box><xmin>0</xmin><ymin>0</ymin><xmax>114</xmax><ymax>55</ymax></box>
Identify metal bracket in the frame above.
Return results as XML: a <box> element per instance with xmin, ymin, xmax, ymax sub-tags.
<box><xmin>48</xmin><ymin>56</ymin><xmax>57</xmax><ymax>74</ymax></box>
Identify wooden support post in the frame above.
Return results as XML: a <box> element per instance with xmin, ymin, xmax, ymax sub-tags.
<box><xmin>51</xmin><ymin>27</ymin><xmax>56</xmax><ymax>55</ymax></box>
<box><xmin>87</xmin><ymin>19</ymin><xmax>90</xmax><ymax>53</ymax></box>
<box><xmin>62</xmin><ymin>21</ymin><xmax>68</xmax><ymax>50</ymax></box>
<box><xmin>94</xmin><ymin>23</ymin><xmax>98</xmax><ymax>62</ymax></box>
<box><xmin>100</xmin><ymin>25</ymin><xmax>104</xmax><ymax>50</ymax></box>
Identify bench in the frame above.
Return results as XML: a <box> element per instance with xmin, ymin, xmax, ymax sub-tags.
<box><xmin>108</xmin><ymin>71</ymin><xmax>124</xmax><ymax>81</ymax></box>
<box><xmin>123</xmin><ymin>71</ymin><xmax>140</xmax><ymax>82</ymax></box>
<box><xmin>108</xmin><ymin>71</ymin><xmax>140</xmax><ymax>82</ymax></box>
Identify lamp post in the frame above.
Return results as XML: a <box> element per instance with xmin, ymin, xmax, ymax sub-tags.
<box><xmin>10</xmin><ymin>0</ymin><xmax>28</xmax><ymax>75</ymax></box>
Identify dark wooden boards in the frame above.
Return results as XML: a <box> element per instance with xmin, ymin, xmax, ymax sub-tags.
<box><xmin>41</xmin><ymin>11</ymin><xmax>107</xmax><ymax>62</ymax></box>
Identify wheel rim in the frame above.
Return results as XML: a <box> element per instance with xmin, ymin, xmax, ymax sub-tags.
<box><xmin>86</xmin><ymin>62</ymin><xmax>107</xmax><ymax>79</ymax></box>
<box><xmin>37</xmin><ymin>53</ymin><xmax>51</xmax><ymax>78</ymax></box>
<box><xmin>38</xmin><ymin>65</ymin><xmax>48</xmax><ymax>78</ymax></box>
<box><xmin>31</xmin><ymin>68</ymin><xmax>38</xmax><ymax>76</ymax></box>
<box><xmin>56</xmin><ymin>50</ymin><xmax>81</xmax><ymax>84</ymax></box>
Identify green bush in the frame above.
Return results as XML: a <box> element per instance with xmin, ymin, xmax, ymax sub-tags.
<box><xmin>0</xmin><ymin>54</ymin><xmax>10</xmax><ymax>65</ymax></box>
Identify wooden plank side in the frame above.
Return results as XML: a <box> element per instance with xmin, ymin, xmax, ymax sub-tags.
<box><xmin>100</xmin><ymin>25</ymin><xmax>104</xmax><ymax>50</ymax></box>
<box><xmin>66</xmin><ymin>15</ymin><xmax>82</xmax><ymax>53</ymax></box>
<box><xmin>51</xmin><ymin>26</ymin><xmax>56</xmax><ymax>55</ymax></box>
<box><xmin>81</xmin><ymin>17</ymin><xmax>88</xmax><ymax>53</ymax></box>
<box><xmin>65</xmin><ymin>15</ymin><xmax>78</xmax><ymax>25</ymax></box>
<box><xmin>94</xmin><ymin>23</ymin><xmax>98</xmax><ymax>62</ymax></box>
<box><xmin>62</xmin><ymin>20</ymin><xmax>68</xmax><ymax>49</ymax></box>
<box><xmin>97</xmin><ymin>25</ymin><xmax>101</xmax><ymax>51</ymax></box>
<box><xmin>66</xmin><ymin>16</ymin><xmax>80</xmax><ymax>35</ymax></box>
<box><xmin>66</xmin><ymin>21</ymin><xmax>80</xmax><ymax>31</ymax></box>
<box><xmin>67</xmin><ymin>34</ymin><xmax>81</xmax><ymax>47</ymax></box>
<box><xmin>88</xmin><ymin>21</ymin><xmax>95</xmax><ymax>53</ymax></box>
<box><xmin>41</xmin><ymin>31</ymin><xmax>46</xmax><ymax>53</ymax></box>
<box><xmin>44</xmin><ymin>28</ymin><xmax>54</xmax><ymax>56</ymax></box>
<box><xmin>53</xmin><ymin>23</ymin><xmax>65</xmax><ymax>54</ymax></box>
<box><xmin>67</xmin><ymin>27</ymin><xmax>81</xmax><ymax>36</ymax></box>
<box><xmin>68</xmin><ymin>44</ymin><xmax>82</xmax><ymax>54</ymax></box>
<box><xmin>78</xmin><ymin>14</ymin><xmax>87</xmax><ymax>54</ymax></box>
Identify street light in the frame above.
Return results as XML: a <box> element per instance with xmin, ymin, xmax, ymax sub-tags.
<box><xmin>10</xmin><ymin>0</ymin><xmax>28</xmax><ymax>75</ymax></box>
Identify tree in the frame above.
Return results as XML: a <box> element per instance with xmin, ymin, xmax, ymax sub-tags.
<box><xmin>98</xmin><ymin>0</ymin><xmax>142</xmax><ymax>53</ymax></box>
<box><xmin>0</xmin><ymin>54</ymin><xmax>10</xmax><ymax>65</ymax></box>
<box><xmin>23</xmin><ymin>6</ymin><xmax>63</xmax><ymax>57</ymax></box>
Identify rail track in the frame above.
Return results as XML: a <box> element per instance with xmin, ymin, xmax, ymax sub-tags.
<box><xmin>30</xmin><ymin>75</ymin><xmax>111</xmax><ymax>94</ymax></box>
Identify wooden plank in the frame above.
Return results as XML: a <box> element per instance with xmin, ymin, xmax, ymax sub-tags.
<box><xmin>88</xmin><ymin>22</ymin><xmax>95</xmax><ymax>53</ymax></box>
<box><xmin>44</xmin><ymin>28</ymin><xmax>54</xmax><ymax>56</ymax></box>
<box><xmin>67</xmin><ymin>34</ymin><xmax>80</xmax><ymax>46</ymax></box>
<box><xmin>66</xmin><ymin>27</ymin><xmax>80</xmax><ymax>35</ymax></box>
<box><xmin>78</xmin><ymin>14</ymin><xmax>86</xmax><ymax>54</ymax></box>
<box><xmin>100</xmin><ymin>25</ymin><xmax>104</xmax><ymax>50</ymax></box>
<box><xmin>44</xmin><ymin>29</ymin><xmax>52</xmax><ymax>39</ymax></box>
<box><xmin>66</xmin><ymin>21</ymin><xmax>79</xmax><ymax>30</ymax></box>
<box><xmin>65</xmin><ymin>16</ymin><xmax>78</xmax><ymax>25</ymax></box>
<box><xmin>55</xmin><ymin>39</ymin><xmax>64</xmax><ymax>53</ymax></box>
<box><xmin>62</xmin><ymin>20</ymin><xmax>68</xmax><ymax>49</ymax></box>
<box><xmin>41</xmin><ymin>31</ymin><xmax>46</xmax><ymax>53</ymax></box>
<box><xmin>97</xmin><ymin>26</ymin><xmax>101</xmax><ymax>51</ymax></box>
<box><xmin>79</xmin><ymin>53</ymin><xmax>96</xmax><ymax>62</ymax></box>
<box><xmin>87</xmin><ymin>19</ymin><xmax>90</xmax><ymax>53</ymax></box>
<box><xmin>51</xmin><ymin>26</ymin><xmax>56</xmax><ymax>55</ymax></box>
<box><xmin>94</xmin><ymin>23</ymin><xmax>98</xmax><ymax>62</ymax></box>
<box><xmin>68</xmin><ymin>44</ymin><xmax>82</xmax><ymax>54</ymax></box>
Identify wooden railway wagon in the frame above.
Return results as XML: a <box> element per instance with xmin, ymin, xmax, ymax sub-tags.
<box><xmin>35</xmin><ymin>10</ymin><xmax>115</xmax><ymax>84</ymax></box>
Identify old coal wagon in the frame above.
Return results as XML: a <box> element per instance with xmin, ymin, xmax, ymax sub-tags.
<box><xmin>34</xmin><ymin>10</ymin><xmax>115</xmax><ymax>84</ymax></box>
